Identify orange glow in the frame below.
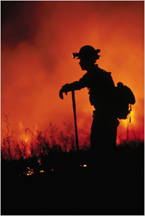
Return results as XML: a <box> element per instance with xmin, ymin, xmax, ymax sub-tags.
<box><xmin>39</xmin><ymin>170</ymin><xmax>45</xmax><ymax>173</ymax></box>
<box><xmin>1</xmin><ymin>1</ymin><xmax>144</xmax><ymax>152</ymax></box>
<box><xmin>38</xmin><ymin>158</ymin><xmax>41</xmax><ymax>165</ymax></box>
<box><xmin>26</xmin><ymin>167</ymin><xmax>34</xmax><ymax>176</ymax></box>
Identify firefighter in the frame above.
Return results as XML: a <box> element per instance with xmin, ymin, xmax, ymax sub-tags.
<box><xmin>59</xmin><ymin>45</ymin><xmax>119</xmax><ymax>165</ymax></box>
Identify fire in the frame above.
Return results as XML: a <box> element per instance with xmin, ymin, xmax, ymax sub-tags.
<box><xmin>80</xmin><ymin>164</ymin><xmax>87</xmax><ymax>168</ymax></box>
<box><xmin>129</xmin><ymin>109</ymin><xmax>135</xmax><ymax>125</ymax></box>
<box><xmin>23</xmin><ymin>135</ymin><xmax>29</xmax><ymax>143</ymax></box>
<box><xmin>39</xmin><ymin>170</ymin><xmax>45</xmax><ymax>173</ymax></box>
<box><xmin>1</xmin><ymin>1</ymin><xmax>144</xmax><ymax>146</ymax></box>
<box><xmin>26</xmin><ymin>167</ymin><xmax>35</xmax><ymax>176</ymax></box>
<box><xmin>38</xmin><ymin>158</ymin><xmax>41</xmax><ymax>165</ymax></box>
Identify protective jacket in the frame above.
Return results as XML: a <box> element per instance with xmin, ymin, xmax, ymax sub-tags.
<box><xmin>63</xmin><ymin>65</ymin><xmax>117</xmax><ymax>124</ymax></box>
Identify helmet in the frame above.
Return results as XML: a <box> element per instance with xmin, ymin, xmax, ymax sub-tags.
<box><xmin>72</xmin><ymin>45</ymin><xmax>100</xmax><ymax>61</ymax></box>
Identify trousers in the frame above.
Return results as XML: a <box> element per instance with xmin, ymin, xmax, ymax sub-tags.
<box><xmin>90</xmin><ymin>111</ymin><xmax>119</xmax><ymax>166</ymax></box>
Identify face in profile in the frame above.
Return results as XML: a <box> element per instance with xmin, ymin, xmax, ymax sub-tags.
<box><xmin>79</xmin><ymin>60</ymin><xmax>87</xmax><ymax>70</ymax></box>
<box><xmin>79</xmin><ymin>59</ymin><xmax>95</xmax><ymax>70</ymax></box>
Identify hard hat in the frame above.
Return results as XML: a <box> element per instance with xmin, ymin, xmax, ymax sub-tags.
<box><xmin>72</xmin><ymin>45</ymin><xmax>100</xmax><ymax>60</ymax></box>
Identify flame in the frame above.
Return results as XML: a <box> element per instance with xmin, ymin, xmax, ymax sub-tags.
<box><xmin>129</xmin><ymin>109</ymin><xmax>135</xmax><ymax>125</ymax></box>
<box><xmin>80</xmin><ymin>164</ymin><xmax>87</xmax><ymax>167</ymax></box>
<box><xmin>26</xmin><ymin>167</ymin><xmax>35</xmax><ymax>176</ymax></box>
<box><xmin>23</xmin><ymin>135</ymin><xmax>29</xmax><ymax>143</ymax></box>
<box><xmin>38</xmin><ymin>158</ymin><xmax>41</xmax><ymax>165</ymax></box>
<box><xmin>39</xmin><ymin>170</ymin><xmax>45</xmax><ymax>173</ymax></box>
<box><xmin>1</xmin><ymin>1</ymin><xmax>144</xmax><ymax>147</ymax></box>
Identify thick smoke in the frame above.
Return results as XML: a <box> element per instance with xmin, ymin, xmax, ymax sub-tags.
<box><xmin>1</xmin><ymin>1</ymin><xmax>144</xmax><ymax>142</ymax></box>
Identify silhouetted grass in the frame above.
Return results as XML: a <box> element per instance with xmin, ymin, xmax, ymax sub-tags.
<box><xmin>1</xmin><ymin>140</ymin><xmax>144</xmax><ymax>215</ymax></box>
<box><xmin>1</xmin><ymin>139</ymin><xmax>143</xmax><ymax>177</ymax></box>
<box><xmin>1</xmin><ymin>115</ymin><xmax>144</xmax><ymax>214</ymax></box>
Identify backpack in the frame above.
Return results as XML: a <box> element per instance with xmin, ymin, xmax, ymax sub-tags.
<box><xmin>115</xmin><ymin>82</ymin><xmax>136</xmax><ymax>119</ymax></box>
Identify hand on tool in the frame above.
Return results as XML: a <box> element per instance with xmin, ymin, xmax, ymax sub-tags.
<box><xmin>59</xmin><ymin>84</ymin><xmax>69</xmax><ymax>99</ymax></box>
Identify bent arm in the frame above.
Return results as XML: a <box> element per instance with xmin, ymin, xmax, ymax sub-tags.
<box><xmin>59</xmin><ymin>81</ymin><xmax>86</xmax><ymax>99</ymax></box>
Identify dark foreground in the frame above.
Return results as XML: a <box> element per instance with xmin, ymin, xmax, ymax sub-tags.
<box><xmin>1</xmin><ymin>145</ymin><xmax>144</xmax><ymax>215</ymax></box>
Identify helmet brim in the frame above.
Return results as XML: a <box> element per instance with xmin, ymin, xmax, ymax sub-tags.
<box><xmin>72</xmin><ymin>53</ymin><xmax>80</xmax><ymax>59</ymax></box>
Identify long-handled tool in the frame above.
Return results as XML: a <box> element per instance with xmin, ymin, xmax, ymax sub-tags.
<box><xmin>71</xmin><ymin>90</ymin><xmax>79</xmax><ymax>152</ymax></box>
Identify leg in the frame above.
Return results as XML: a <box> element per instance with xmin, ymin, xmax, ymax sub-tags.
<box><xmin>90</xmin><ymin>119</ymin><xmax>118</xmax><ymax>171</ymax></box>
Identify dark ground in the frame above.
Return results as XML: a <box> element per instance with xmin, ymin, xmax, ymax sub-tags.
<box><xmin>1</xmin><ymin>144</ymin><xmax>144</xmax><ymax>215</ymax></box>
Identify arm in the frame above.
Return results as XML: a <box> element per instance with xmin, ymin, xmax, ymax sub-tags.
<box><xmin>59</xmin><ymin>80</ymin><xmax>86</xmax><ymax>99</ymax></box>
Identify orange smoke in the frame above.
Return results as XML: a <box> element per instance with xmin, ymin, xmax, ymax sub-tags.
<box><xmin>1</xmin><ymin>1</ymin><xmax>144</xmax><ymax>145</ymax></box>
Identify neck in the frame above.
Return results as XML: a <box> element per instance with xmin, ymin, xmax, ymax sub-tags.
<box><xmin>87</xmin><ymin>64</ymin><xmax>98</xmax><ymax>72</ymax></box>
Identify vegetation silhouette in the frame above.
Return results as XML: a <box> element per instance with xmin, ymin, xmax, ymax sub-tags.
<box><xmin>1</xmin><ymin>137</ymin><xmax>144</xmax><ymax>215</ymax></box>
<box><xmin>1</xmin><ymin>115</ymin><xmax>144</xmax><ymax>215</ymax></box>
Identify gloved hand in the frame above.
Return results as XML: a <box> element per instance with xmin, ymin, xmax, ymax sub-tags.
<box><xmin>59</xmin><ymin>83</ymin><xmax>69</xmax><ymax>99</ymax></box>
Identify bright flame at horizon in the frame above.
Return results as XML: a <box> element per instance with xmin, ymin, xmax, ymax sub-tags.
<box><xmin>1</xmin><ymin>1</ymin><xmax>144</xmax><ymax>148</ymax></box>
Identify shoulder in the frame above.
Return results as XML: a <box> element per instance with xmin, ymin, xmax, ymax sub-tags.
<box><xmin>97</xmin><ymin>67</ymin><xmax>112</xmax><ymax>79</ymax></box>
<box><xmin>98</xmin><ymin>67</ymin><xmax>115</xmax><ymax>86</ymax></box>
<box><xmin>98</xmin><ymin>66</ymin><xmax>111</xmax><ymax>75</ymax></box>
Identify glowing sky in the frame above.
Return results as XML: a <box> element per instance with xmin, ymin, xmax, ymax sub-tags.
<box><xmin>1</xmin><ymin>1</ymin><xmax>144</xmax><ymax>144</ymax></box>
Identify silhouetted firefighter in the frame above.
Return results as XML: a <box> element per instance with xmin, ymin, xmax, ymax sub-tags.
<box><xmin>59</xmin><ymin>45</ymin><xmax>135</xmax><ymax>167</ymax></box>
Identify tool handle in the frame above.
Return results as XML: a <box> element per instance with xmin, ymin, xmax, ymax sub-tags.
<box><xmin>71</xmin><ymin>91</ymin><xmax>79</xmax><ymax>152</ymax></box>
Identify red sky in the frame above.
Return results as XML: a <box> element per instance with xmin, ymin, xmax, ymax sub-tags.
<box><xmin>1</xmin><ymin>1</ymin><xmax>144</xmax><ymax>145</ymax></box>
